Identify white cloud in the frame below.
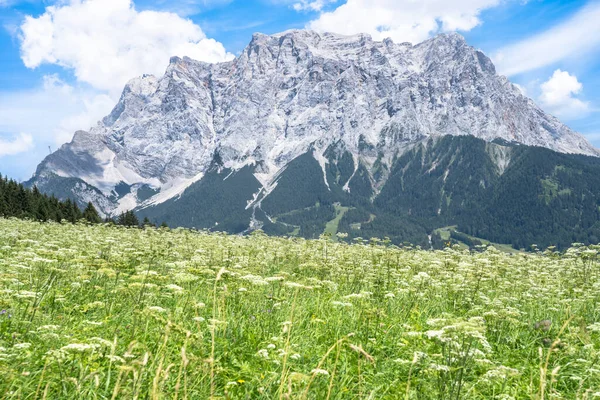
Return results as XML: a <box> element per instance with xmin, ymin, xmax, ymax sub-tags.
<box><xmin>0</xmin><ymin>74</ymin><xmax>116</xmax><ymax>177</ymax></box>
<box><xmin>19</xmin><ymin>0</ymin><xmax>234</xmax><ymax>95</ymax></box>
<box><xmin>4</xmin><ymin>0</ymin><xmax>235</xmax><ymax>178</ymax></box>
<box><xmin>293</xmin><ymin>0</ymin><xmax>337</xmax><ymax>12</ymax></box>
<box><xmin>512</xmin><ymin>83</ymin><xmax>527</xmax><ymax>96</ymax></box>
<box><xmin>149</xmin><ymin>0</ymin><xmax>233</xmax><ymax>17</ymax></box>
<box><xmin>0</xmin><ymin>133</ymin><xmax>34</xmax><ymax>157</ymax></box>
<box><xmin>539</xmin><ymin>69</ymin><xmax>590</xmax><ymax>120</ymax></box>
<box><xmin>493</xmin><ymin>2</ymin><xmax>600</xmax><ymax>76</ymax></box>
<box><xmin>306</xmin><ymin>0</ymin><xmax>502</xmax><ymax>44</ymax></box>
<box><xmin>0</xmin><ymin>75</ymin><xmax>114</xmax><ymax>149</ymax></box>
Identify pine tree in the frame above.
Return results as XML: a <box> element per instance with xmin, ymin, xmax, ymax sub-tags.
<box><xmin>62</xmin><ymin>199</ymin><xmax>75</xmax><ymax>223</ymax></box>
<box><xmin>35</xmin><ymin>200</ymin><xmax>50</xmax><ymax>222</ymax></box>
<box><xmin>0</xmin><ymin>192</ymin><xmax>6</xmax><ymax>217</ymax></box>
<box><xmin>17</xmin><ymin>186</ymin><xmax>31</xmax><ymax>217</ymax></box>
<box><xmin>126</xmin><ymin>211</ymin><xmax>139</xmax><ymax>227</ymax></box>
<box><xmin>117</xmin><ymin>212</ymin><xmax>127</xmax><ymax>226</ymax></box>
<box><xmin>83</xmin><ymin>202</ymin><xmax>102</xmax><ymax>224</ymax></box>
<box><xmin>118</xmin><ymin>210</ymin><xmax>139</xmax><ymax>227</ymax></box>
<box><xmin>0</xmin><ymin>174</ymin><xmax>103</xmax><ymax>226</ymax></box>
<box><xmin>70</xmin><ymin>201</ymin><xmax>82</xmax><ymax>222</ymax></box>
<box><xmin>142</xmin><ymin>217</ymin><xmax>154</xmax><ymax>228</ymax></box>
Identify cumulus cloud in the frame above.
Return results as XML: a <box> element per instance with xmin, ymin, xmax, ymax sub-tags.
<box><xmin>306</xmin><ymin>0</ymin><xmax>502</xmax><ymax>44</ymax></box>
<box><xmin>19</xmin><ymin>0</ymin><xmax>234</xmax><ymax>95</ymax></box>
<box><xmin>539</xmin><ymin>69</ymin><xmax>590</xmax><ymax>120</ymax></box>
<box><xmin>493</xmin><ymin>2</ymin><xmax>600</xmax><ymax>76</ymax></box>
<box><xmin>0</xmin><ymin>74</ymin><xmax>116</xmax><ymax>177</ymax></box>
<box><xmin>5</xmin><ymin>0</ymin><xmax>235</xmax><ymax>178</ymax></box>
<box><xmin>0</xmin><ymin>74</ymin><xmax>114</xmax><ymax>149</ymax></box>
<box><xmin>0</xmin><ymin>133</ymin><xmax>34</xmax><ymax>157</ymax></box>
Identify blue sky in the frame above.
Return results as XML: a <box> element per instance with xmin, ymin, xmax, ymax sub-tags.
<box><xmin>1</xmin><ymin>0</ymin><xmax>599</xmax><ymax>181</ymax></box>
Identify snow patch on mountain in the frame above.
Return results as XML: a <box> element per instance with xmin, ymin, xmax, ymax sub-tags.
<box><xmin>138</xmin><ymin>172</ymin><xmax>205</xmax><ymax>210</ymax></box>
<box><xmin>29</xmin><ymin>30</ymin><xmax>599</xmax><ymax>216</ymax></box>
<box><xmin>313</xmin><ymin>149</ymin><xmax>331</xmax><ymax>191</ymax></box>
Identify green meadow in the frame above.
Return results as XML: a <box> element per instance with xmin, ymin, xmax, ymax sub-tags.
<box><xmin>1</xmin><ymin>218</ymin><xmax>600</xmax><ymax>399</ymax></box>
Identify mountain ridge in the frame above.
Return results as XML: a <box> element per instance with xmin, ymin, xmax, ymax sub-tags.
<box><xmin>26</xmin><ymin>29</ymin><xmax>600</xmax><ymax>248</ymax></box>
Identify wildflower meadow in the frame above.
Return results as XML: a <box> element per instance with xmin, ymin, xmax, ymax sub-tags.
<box><xmin>1</xmin><ymin>218</ymin><xmax>600</xmax><ymax>399</ymax></box>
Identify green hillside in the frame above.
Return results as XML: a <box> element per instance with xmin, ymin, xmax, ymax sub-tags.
<box><xmin>127</xmin><ymin>136</ymin><xmax>600</xmax><ymax>250</ymax></box>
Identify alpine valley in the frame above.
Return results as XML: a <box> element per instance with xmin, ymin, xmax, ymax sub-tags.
<box><xmin>27</xmin><ymin>30</ymin><xmax>600</xmax><ymax>250</ymax></box>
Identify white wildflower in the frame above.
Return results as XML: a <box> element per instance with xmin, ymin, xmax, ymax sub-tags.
<box><xmin>311</xmin><ymin>368</ymin><xmax>329</xmax><ymax>376</ymax></box>
<box><xmin>106</xmin><ymin>355</ymin><xmax>125</xmax><ymax>363</ymax></box>
<box><xmin>428</xmin><ymin>363</ymin><xmax>450</xmax><ymax>372</ymax></box>
<box><xmin>89</xmin><ymin>337</ymin><xmax>113</xmax><ymax>348</ymax></box>
<box><xmin>257</xmin><ymin>349</ymin><xmax>269</xmax><ymax>359</ymax></box>
<box><xmin>413</xmin><ymin>272</ymin><xmax>431</xmax><ymax>282</ymax></box>
<box><xmin>285</xmin><ymin>282</ymin><xmax>311</xmax><ymax>289</ymax></box>
<box><xmin>37</xmin><ymin>325</ymin><xmax>60</xmax><ymax>331</ymax></box>
<box><xmin>14</xmin><ymin>291</ymin><xmax>38</xmax><ymax>299</ymax></box>
<box><xmin>61</xmin><ymin>343</ymin><xmax>99</xmax><ymax>353</ymax></box>
<box><xmin>425</xmin><ymin>330</ymin><xmax>445</xmax><ymax>340</ymax></box>
<box><xmin>166</xmin><ymin>284</ymin><xmax>184</xmax><ymax>292</ymax></box>
<box><xmin>343</xmin><ymin>291</ymin><xmax>371</xmax><ymax>300</ymax></box>
<box><xmin>147</xmin><ymin>306</ymin><xmax>167</xmax><ymax>313</ymax></box>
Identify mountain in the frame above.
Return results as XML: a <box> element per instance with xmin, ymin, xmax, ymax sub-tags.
<box><xmin>369</xmin><ymin>135</ymin><xmax>600</xmax><ymax>249</ymax></box>
<box><xmin>27</xmin><ymin>30</ymin><xmax>600</xmax><ymax>249</ymax></box>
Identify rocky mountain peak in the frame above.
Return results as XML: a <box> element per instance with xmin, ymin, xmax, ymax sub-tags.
<box><xmin>29</xmin><ymin>30</ymin><xmax>599</xmax><ymax>218</ymax></box>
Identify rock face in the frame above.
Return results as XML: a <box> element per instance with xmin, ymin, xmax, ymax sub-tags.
<box><xmin>29</xmin><ymin>30</ymin><xmax>598</xmax><ymax>218</ymax></box>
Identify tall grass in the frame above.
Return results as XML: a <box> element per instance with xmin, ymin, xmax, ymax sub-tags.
<box><xmin>0</xmin><ymin>218</ymin><xmax>599</xmax><ymax>398</ymax></box>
